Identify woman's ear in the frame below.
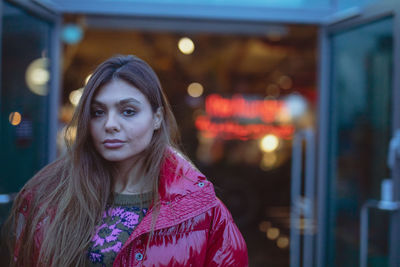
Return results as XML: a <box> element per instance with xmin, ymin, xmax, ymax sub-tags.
<box><xmin>154</xmin><ymin>107</ymin><xmax>163</xmax><ymax>130</ymax></box>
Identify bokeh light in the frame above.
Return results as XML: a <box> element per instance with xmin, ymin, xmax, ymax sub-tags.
<box><xmin>259</xmin><ymin>221</ymin><xmax>271</xmax><ymax>232</ymax></box>
<box><xmin>187</xmin><ymin>82</ymin><xmax>204</xmax><ymax>97</ymax></box>
<box><xmin>260</xmin><ymin>134</ymin><xmax>280</xmax><ymax>152</ymax></box>
<box><xmin>267</xmin><ymin>227</ymin><xmax>280</xmax><ymax>240</ymax></box>
<box><xmin>25</xmin><ymin>58</ymin><xmax>49</xmax><ymax>96</ymax></box>
<box><xmin>69</xmin><ymin>88</ymin><xmax>83</xmax><ymax>106</ymax></box>
<box><xmin>178</xmin><ymin>37</ymin><xmax>195</xmax><ymax>55</ymax></box>
<box><xmin>261</xmin><ymin>152</ymin><xmax>277</xmax><ymax>169</ymax></box>
<box><xmin>9</xmin><ymin>112</ymin><xmax>22</xmax><ymax>126</ymax></box>
<box><xmin>284</xmin><ymin>93</ymin><xmax>307</xmax><ymax>119</ymax></box>
<box><xmin>62</xmin><ymin>23</ymin><xmax>83</xmax><ymax>44</ymax></box>
<box><xmin>277</xmin><ymin>236</ymin><xmax>289</xmax><ymax>249</ymax></box>
<box><xmin>278</xmin><ymin>75</ymin><xmax>293</xmax><ymax>90</ymax></box>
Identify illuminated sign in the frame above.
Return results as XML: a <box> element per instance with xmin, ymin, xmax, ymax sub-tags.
<box><xmin>195</xmin><ymin>94</ymin><xmax>294</xmax><ymax>140</ymax></box>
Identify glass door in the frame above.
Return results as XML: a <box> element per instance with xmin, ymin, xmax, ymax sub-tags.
<box><xmin>0</xmin><ymin>0</ymin><xmax>61</xmax><ymax>262</ymax></box>
<box><xmin>314</xmin><ymin>1</ymin><xmax>400</xmax><ymax>267</ymax></box>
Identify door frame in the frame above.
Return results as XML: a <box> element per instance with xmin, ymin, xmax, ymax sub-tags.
<box><xmin>316</xmin><ymin>1</ymin><xmax>400</xmax><ymax>266</ymax></box>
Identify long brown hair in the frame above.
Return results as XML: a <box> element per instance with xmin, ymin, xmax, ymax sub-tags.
<box><xmin>5</xmin><ymin>55</ymin><xmax>181</xmax><ymax>266</ymax></box>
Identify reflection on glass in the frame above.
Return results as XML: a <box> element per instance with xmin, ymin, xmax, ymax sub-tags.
<box><xmin>329</xmin><ymin>18</ymin><xmax>393</xmax><ymax>266</ymax></box>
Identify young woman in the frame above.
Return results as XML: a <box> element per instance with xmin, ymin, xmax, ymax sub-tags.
<box><xmin>5</xmin><ymin>55</ymin><xmax>248</xmax><ymax>266</ymax></box>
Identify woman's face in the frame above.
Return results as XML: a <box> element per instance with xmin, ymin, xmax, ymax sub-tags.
<box><xmin>90</xmin><ymin>79</ymin><xmax>162</xmax><ymax>165</ymax></box>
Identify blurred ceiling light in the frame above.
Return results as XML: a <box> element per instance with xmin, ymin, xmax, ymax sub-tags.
<box><xmin>178</xmin><ymin>37</ymin><xmax>195</xmax><ymax>55</ymax></box>
<box><xmin>267</xmin><ymin>227</ymin><xmax>280</xmax><ymax>240</ymax></box>
<box><xmin>69</xmin><ymin>88</ymin><xmax>84</xmax><ymax>106</ymax></box>
<box><xmin>9</xmin><ymin>112</ymin><xmax>22</xmax><ymax>126</ymax></box>
<box><xmin>85</xmin><ymin>74</ymin><xmax>92</xmax><ymax>85</ymax></box>
<box><xmin>277</xmin><ymin>236</ymin><xmax>289</xmax><ymax>249</ymax></box>
<box><xmin>187</xmin><ymin>82</ymin><xmax>204</xmax><ymax>97</ymax></box>
<box><xmin>278</xmin><ymin>75</ymin><xmax>293</xmax><ymax>90</ymax></box>
<box><xmin>260</xmin><ymin>134</ymin><xmax>280</xmax><ymax>152</ymax></box>
<box><xmin>62</xmin><ymin>23</ymin><xmax>83</xmax><ymax>44</ymax></box>
<box><xmin>25</xmin><ymin>58</ymin><xmax>49</xmax><ymax>96</ymax></box>
<box><xmin>266</xmin><ymin>84</ymin><xmax>280</xmax><ymax>97</ymax></box>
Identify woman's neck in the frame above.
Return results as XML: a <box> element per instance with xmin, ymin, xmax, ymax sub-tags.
<box><xmin>113</xmin><ymin>158</ymin><xmax>152</xmax><ymax>194</ymax></box>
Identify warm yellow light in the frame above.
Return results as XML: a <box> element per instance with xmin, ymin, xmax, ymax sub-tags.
<box><xmin>69</xmin><ymin>88</ymin><xmax>83</xmax><ymax>106</ymax></box>
<box><xmin>259</xmin><ymin>221</ymin><xmax>271</xmax><ymax>232</ymax></box>
<box><xmin>25</xmin><ymin>57</ymin><xmax>49</xmax><ymax>96</ymax></box>
<box><xmin>64</xmin><ymin>126</ymin><xmax>77</xmax><ymax>143</ymax></box>
<box><xmin>267</xmin><ymin>227</ymin><xmax>280</xmax><ymax>240</ymax></box>
<box><xmin>261</xmin><ymin>153</ymin><xmax>277</xmax><ymax>169</ymax></box>
<box><xmin>187</xmin><ymin>82</ymin><xmax>204</xmax><ymax>97</ymax></box>
<box><xmin>276</xmin><ymin>105</ymin><xmax>292</xmax><ymax>123</ymax></box>
<box><xmin>260</xmin><ymin>134</ymin><xmax>280</xmax><ymax>152</ymax></box>
<box><xmin>9</xmin><ymin>112</ymin><xmax>22</xmax><ymax>126</ymax></box>
<box><xmin>85</xmin><ymin>74</ymin><xmax>92</xmax><ymax>85</ymax></box>
<box><xmin>178</xmin><ymin>37</ymin><xmax>195</xmax><ymax>55</ymax></box>
<box><xmin>277</xmin><ymin>236</ymin><xmax>289</xmax><ymax>249</ymax></box>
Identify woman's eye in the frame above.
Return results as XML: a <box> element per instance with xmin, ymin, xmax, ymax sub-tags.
<box><xmin>92</xmin><ymin>110</ymin><xmax>104</xmax><ymax>117</ymax></box>
<box><xmin>123</xmin><ymin>109</ymin><xmax>136</xmax><ymax>116</ymax></box>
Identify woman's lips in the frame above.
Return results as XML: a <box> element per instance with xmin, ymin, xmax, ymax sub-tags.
<box><xmin>103</xmin><ymin>139</ymin><xmax>125</xmax><ymax>149</ymax></box>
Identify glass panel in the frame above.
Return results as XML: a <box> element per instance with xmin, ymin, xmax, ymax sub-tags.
<box><xmin>0</xmin><ymin>2</ymin><xmax>51</xmax><ymax>198</ymax></box>
<box><xmin>328</xmin><ymin>18</ymin><xmax>393</xmax><ymax>266</ymax></box>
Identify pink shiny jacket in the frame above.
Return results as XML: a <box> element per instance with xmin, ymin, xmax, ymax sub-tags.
<box><xmin>16</xmin><ymin>149</ymin><xmax>248</xmax><ymax>266</ymax></box>
<box><xmin>112</xmin><ymin>150</ymin><xmax>248</xmax><ymax>266</ymax></box>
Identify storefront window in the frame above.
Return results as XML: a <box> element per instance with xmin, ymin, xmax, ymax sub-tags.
<box><xmin>0</xmin><ymin>2</ymin><xmax>51</xmax><ymax>195</ymax></box>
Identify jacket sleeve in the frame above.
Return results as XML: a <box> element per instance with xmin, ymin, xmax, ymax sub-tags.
<box><xmin>13</xmin><ymin>190</ymin><xmax>32</xmax><ymax>261</ymax></box>
<box><xmin>13</xmin><ymin>190</ymin><xmax>42</xmax><ymax>265</ymax></box>
<box><xmin>205</xmin><ymin>199</ymin><xmax>248</xmax><ymax>267</ymax></box>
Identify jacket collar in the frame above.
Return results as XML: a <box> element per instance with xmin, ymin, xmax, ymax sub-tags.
<box><xmin>126</xmin><ymin>147</ymin><xmax>217</xmax><ymax>238</ymax></box>
<box><xmin>158</xmin><ymin>147</ymin><xmax>212</xmax><ymax>202</ymax></box>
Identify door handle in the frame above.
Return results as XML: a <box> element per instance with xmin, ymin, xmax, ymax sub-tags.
<box><xmin>387</xmin><ymin>130</ymin><xmax>400</xmax><ymax>170</ymax></box>
<box><xmin>360</xmin><ymin>130</ymin><xmax>400</xmax><ymax>267</ymax></box>
<box><xmin>359</xmin><ymin>196</ymin><xmax>400</xmax><ymax>267</ymax></box>
<box><xmin>290</xmin><ymin>129</ymin><xmax>316</xmax><ymax>267</ymax></box>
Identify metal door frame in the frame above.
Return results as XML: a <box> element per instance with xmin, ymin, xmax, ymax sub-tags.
<box><xmin>316</xmin><ymin>1</ymin><xmax>400</xmax><ymax>266</ymax></box>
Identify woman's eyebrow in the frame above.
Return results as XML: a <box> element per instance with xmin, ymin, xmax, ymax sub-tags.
<box><xmin>91</xmin><ymin>100</ymin><xmax>105</xmax><ymax>107</ymax></box>
<box><xmin>119</xmin><ymin>98</ymin><xmax>141</xmax><ymax>105</ymax></box>
<box><xmin>91</xmin><ymin>98</ymin><xmax>141</xmax><ymax>106</ymax></box>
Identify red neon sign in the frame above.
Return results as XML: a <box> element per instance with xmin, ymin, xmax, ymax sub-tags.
<box><xmin>195</xmin><ymin>115</ymin><xmax>294</xmax><ymax>140</ymax></box>
<box><xmin>205</xmin><ymin>94</ymin><xmax>288</xmax><ymax>123</ymax></box>
<box><xmin>195</xmin><ymin>94</ymin><xmax>294</xmax><ymax>140</ymax></box>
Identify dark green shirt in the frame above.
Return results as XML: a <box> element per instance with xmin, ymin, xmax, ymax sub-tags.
<box><xmin>86</xmin><ymin>192</ymin><xmax>153</xmax><ymax>266</ymax></box>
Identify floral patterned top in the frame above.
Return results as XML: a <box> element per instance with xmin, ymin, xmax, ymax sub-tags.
<box><xmin>86</xmin><ymin>191</ymin><xmax>153</xmax><ymax>266</ymax></box>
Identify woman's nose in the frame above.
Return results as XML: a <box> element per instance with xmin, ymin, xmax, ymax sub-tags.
<box><xmin>104</xmin><ymin>113</ymin><xmax>120</xmax><ymax>132</ymax></box>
